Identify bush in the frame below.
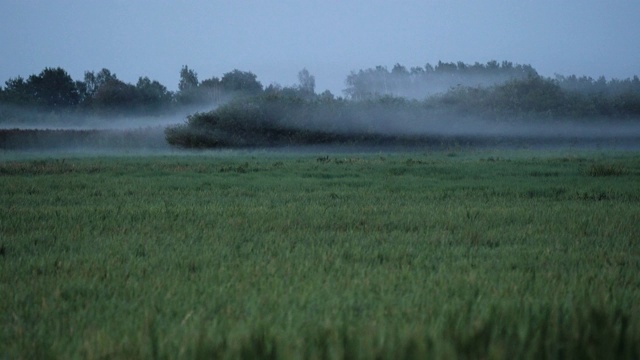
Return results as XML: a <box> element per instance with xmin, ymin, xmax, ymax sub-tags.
<box><xmin>165</xmin><ymin>80</ymin><xmax>640</xmax><ymax>149</ymax></box>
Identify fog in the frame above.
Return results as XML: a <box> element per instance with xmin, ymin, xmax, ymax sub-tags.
<box><xmin>0</xmin><ymin>106</ymin><xmax>202</xmax><ymax>154</ymax></box>
<box><xmin>4</xmin><ymin>95</ymin><xmax>640</xmax><ymax>155</ymax></box>
<box><xmin>291</xmin><ymin>114</ymin><xmax>640</xmax><ymax>151</ymax></box>
<box><xmin>0</xmin><ymin>100</ymin><xmax>226</xmax><ymax>153</ymax></box>
<box><xmin>2</xmin><ymin>1</ymin><xmax>638</xmax><ymax>154</ymax></box>
<box><xmin>0</xmin><ymin>102</ymin><xmax>219</xmax><ymax>131</ymax></box>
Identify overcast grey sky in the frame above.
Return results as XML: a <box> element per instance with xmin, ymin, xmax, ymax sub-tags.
<box><xmin>1</xmin><ymin>1</ymin><xmax>639</xmax><ymax>95</ymax></box>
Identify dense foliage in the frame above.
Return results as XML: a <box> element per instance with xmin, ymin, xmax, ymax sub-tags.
<box><xmin>0</xmin><ymin>66</ymin><xmax>263</xmax><ymax>122</ymax></box>
<box><xmin>2</xmin><ymin>61</ymin><xmax>639</xmax><ymax>145</ymax></box>
<box><xmin>1</xmin><ymin>67</ymin><xmax>80</xmax><ymax>109</ymax></box>
<box><xmin>166</xmin><ymin>73</ymin><xmax>640</xmax><ymax>148</ymax></box>
<box><xmin>428</xmin><ymin>75</ymin><xmax>640</xmax><ymax>119</ymax></box>
<box><xmin>0</xmin><ymin>128</ymin><xmax>167</xmax><ymax>150</ymax></box>
<box><xmin>344</xmin><ymin>60</ymin><xmax>538</xmax><ymax>100</ymax></box>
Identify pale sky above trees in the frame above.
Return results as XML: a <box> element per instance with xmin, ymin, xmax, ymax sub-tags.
<box><xmin>1</xmin><ymin>0</ymin><xmax>639</xmax><ymax>95</ymax></box>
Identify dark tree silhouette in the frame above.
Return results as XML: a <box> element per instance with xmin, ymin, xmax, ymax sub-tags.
<box><xmin>1</xmin><ymin>68</ymin><xmax>79</xmax><ymax>109</ymax></box>
<box><xmin>220</xmin><ymin>69</ymin><xmax>263</xmax><ymax>94</ymax></box>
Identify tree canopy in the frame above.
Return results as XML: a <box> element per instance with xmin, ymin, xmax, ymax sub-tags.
<box><xmin>344</xmin><ymin>61</ymin><xmax>538</xmax><ymax>100</ymax></box>
<box><xmin>1</xmin><ymin>61</ymin><xmax>639</xmax><ymax>128</ymax></box>
<box><xmin>1</xmin><ymin>67</ymin><xmax>79</xmax><ymax>109</ymax></box>
<box><xmin>0</xmin><ymin>66</ymin><xmax>263</xmax><ymax>119</ymax></box>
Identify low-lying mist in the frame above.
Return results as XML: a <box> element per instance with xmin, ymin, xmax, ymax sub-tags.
<box><xmin>0</xmin><ymin>103</ymin><xmax>222</xmax><ymax>154</ymax></box>
<box><xmin>0</xmin><ymin>101</ymin><xmax>221</xmax><ymax>131</ymax></box>
<box><xmin>2</xmin><ymin>62</ymin><xmax>640</xmax><ymax>154</ymax></box>
<box><xmin>164</xmin><ymin>88</ymin><xmax>640</xmax><ymax>151</ymax></box>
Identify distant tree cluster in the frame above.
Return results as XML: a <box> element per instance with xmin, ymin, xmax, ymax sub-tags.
<box><xmin>166</xmin><ymin>70</ymin><xmax>640</xmax><ymax>148</ymax></box>
<box><xmin>430</xmin><ymin>74</ymin><xmax>640</xmax><ymax>119</ymax></box>
<box><xmin>342</xmin><ymin>61</ymin><xmax>640</xmax><ymax>119</ymax></box>
<box><xmin>2</xmin><ymin>61</ymin><xmax>639</xmax><ymax>137</ymax></box>
<box><xmin>76</xmin><ymin>68</ymin><xmax>172</xmax><ymax>114</ymax></box>
<box><xmin>344</xmin><ymin>60</ymin><xmax>538</xmax><ymax>100</ymax></box>
<box><xmin>1</xmin><ymin>67</ymin><xmax>80</xmax><ymax>110</ymax></box>
<box><xmin>0</xmin><ymin>66</ymin><xmax>263</xmax><ymax>119</ymax></box>
<box><xmin>175</xmin><ymin>66</ymin><xmax>263</xmax><ymax>106</ymax></box>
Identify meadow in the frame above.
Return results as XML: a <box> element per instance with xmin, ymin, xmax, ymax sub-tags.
<box><xmin>1</xmin><ymin>149</ymin><xmax>639</xmax><ymax>359</ymax></box>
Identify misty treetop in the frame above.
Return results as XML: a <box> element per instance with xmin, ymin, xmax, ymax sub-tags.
<box><xmin>165</xmin><ymin>72</ymin><xmax>640</xmax><ymax>149</ymax></box>
<box><xmin>1</xmin><ymin>67</ymin><xmax>81</xmax><ymax>109</ymax></box>
<box><xmin>344</xmin><ymin>60</ymin><xmax>538</xmax><ymax>100</ymax></box>
<box><xmin>1</xmin><ymin>61</ymin><xmax>639</xmax><ymax>130</ymax></box>
<box><xmin>175</xmin><ymin>66</ymin><xmax>263</xmax><ymax>106</ymax></box>
<box><xmin>0</xmin><ymin>66</ymin><xmax>265</xmax><ymax>120</ymax></box>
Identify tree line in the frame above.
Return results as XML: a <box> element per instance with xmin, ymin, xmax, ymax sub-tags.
<box><xmin>0</xmin><ymin>66</ymin><xmax>263</xmax><ymax>118</ymax></box>
<box><xmin>165</xmin><ymin>71</ymin><xmax>640</xmax><ymax>148</ymax></box>
<box><xmin>344</xmin><ymin>60</ymin><xmax>538</xmax><ymax>100</ymax></box>
<box><xmin>345</xmin><ymin>61</ymin><xmax>640</xmax><ymax>103</ymax></box>
<box><xmin>2</xmin><ymin>61</ymin><xmax>639</xmax><ymax>127</ymax></box>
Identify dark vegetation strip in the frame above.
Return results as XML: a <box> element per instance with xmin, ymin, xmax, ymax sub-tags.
<box><xmin>2</xmin><ymin>127</ymin><xmax>636</xmax><ymax>151</ymax></box>
<box><xmin>2</xmin><ymin>62</ymin><xmax>640</xmax><ymax>146</ymax></box>
<box><xmin>164</xmin><ymin>85</ymin><xmax>640</xmax><ymax>149</ymax></box>
<box><xmin>0</xmin><ymin>128</ymin><xmax>168</xmax><ymax>150</ymax></box>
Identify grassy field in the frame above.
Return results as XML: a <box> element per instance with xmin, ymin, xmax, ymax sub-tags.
<box><xmin>1</xmin><ymin>149</ymin><xmax>639</xmax><ymax>359</ymax></box>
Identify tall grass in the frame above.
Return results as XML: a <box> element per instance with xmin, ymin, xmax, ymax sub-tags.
<box><xmin>1</xmin><ymin>150</ymin><xmax>639</xmax><ymax>358</ymax></box>
<box><xmin>586</xmin><ymin>163</ymin><xmax>628</xmax><ymax>177</ymax></box>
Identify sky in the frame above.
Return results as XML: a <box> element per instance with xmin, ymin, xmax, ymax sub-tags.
<box><xmin>1</xmin><ymin>0</ymin><xmax>639</xmax><ymax>95</ymax></box>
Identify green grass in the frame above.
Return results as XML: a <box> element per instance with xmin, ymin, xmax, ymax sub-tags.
<box><xmin>1</xmin><ymin>150</ymin><xmax>639</xmax><ymax>359</ymax></box>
